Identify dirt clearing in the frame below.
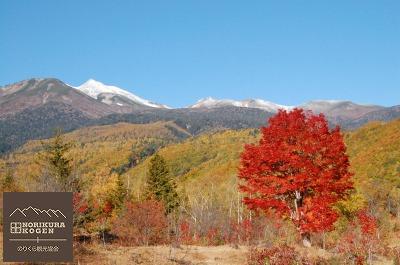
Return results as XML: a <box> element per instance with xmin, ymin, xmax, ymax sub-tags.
<box><xmin>75</xmin><ymin>244</ymin><xmax>249</xmax><ymax>265</ymax></box>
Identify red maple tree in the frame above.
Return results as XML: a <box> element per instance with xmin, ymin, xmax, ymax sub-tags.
<box><xmin>238</xmin><ymin>108</ymin><xmax>353</xmax><ymax>245</ymax></box>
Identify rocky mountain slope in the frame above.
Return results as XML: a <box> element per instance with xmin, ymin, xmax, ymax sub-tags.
<box><xmin>0</xmin><ymin>78</ymin><xmax>115</xmax><ymax>118</ymax></box>
<box><xmin>300</xmin><ymin>100</ymin><xmax>384</xmax><ymax>122</ymax></box>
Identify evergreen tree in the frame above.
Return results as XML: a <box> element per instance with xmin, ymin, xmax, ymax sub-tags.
<box><xmin>146</xmin><ymin>153</ymin><xmax>179</xmax><ymax>214</ymax></box>
<box><xmin>111</xmin><ymin>174</ymin><xmax>127</xmax><ymax>211</ymax></box>
<box><xmin>38</xmin><ymin>129</ymin><xmax>76</xmax><ymax>192</ymax></box>
<box><xmin>1</xmin><ymin>167</ymin><xmax>18</xmax><ymax>192</ymax></box>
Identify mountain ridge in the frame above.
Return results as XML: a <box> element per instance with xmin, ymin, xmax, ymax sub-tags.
<box><xmin>1</xmin><ymin>77</ymin><xmax>391</xmax><ymax>115</ymax></box>
<box><xmin>189</xmin><ymin>97</ymin><xmax>293</xmax><ymax>112</ymax></box>
<box><xmin>0</xmin><ymin>77</ymin><xmax>399</xmax><ymax>154</ymax></box>
<box><xmin>0</xmin><ymin>78</ymin><xmax>115</xmax><ymax>118</ymax></box>
<box><xmin>74</xmin><ymin>79</ymin><xmax>170</xmax><ymax>109</ymax></box>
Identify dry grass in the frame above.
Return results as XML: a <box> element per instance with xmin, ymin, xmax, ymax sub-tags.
<box><xmin>1</xmin><ymin>231</ymin><xmax>398</xmax><ymax>265</ymax></box>
<box><xmin>75</xmin><ymin>244</ymin><xmax>249</xmax><ymax>265</ymax></box>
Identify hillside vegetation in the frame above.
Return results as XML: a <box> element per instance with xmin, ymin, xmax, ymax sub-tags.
<box><xmin>1</xmin><ymin>121</ymin><xmax>190</xmax><ymax>191</ymax></box>
<box><xmin>124</xmin><ymin>119</ymin><xmax>400</xmax><ymax>202</ymax></box>
<box><xmin>2</xmin><ymin>119</ymin><xmax>400</xmax><ymax>204</ymax></box>
<box><xmin>124</xmin><ymin>128</ymin><xmax>259</xmax><ymax>203</ymax></box>
<box><xmin>1</xmin><ymin>117</ymin><xmax>399</xmax><ymax>263</ymax></box>
<box><xmin>346</xmin><ymin>119</ymin><xmax>400</xmax><ymax>186</ymax></box>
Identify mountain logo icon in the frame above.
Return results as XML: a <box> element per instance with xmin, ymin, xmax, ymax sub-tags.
<box><xmin>9</xmin><ymin>206</ymin><xmax>66</xmax><ymax>218</ymax></box>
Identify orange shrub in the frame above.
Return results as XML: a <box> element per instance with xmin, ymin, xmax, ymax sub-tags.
<box><xmin>112</xmin><ymin>200</ymin><xmax>168</xmax><ymax>246</ymax></box>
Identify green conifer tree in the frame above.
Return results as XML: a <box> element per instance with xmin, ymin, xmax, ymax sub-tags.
<box><xmin>146</xmin><ymin>153</ymin><xmax>179</xmax><ymax>214</ymax></box>
<box><xmin>1</xmin><ymin>167</ymin><xmax>18</xmax><ymax>192</ymax></box>
<box><xmin>111</xmin><ymin>174</ymin><xmax>127</xmax><ymax>211</ymax></box>
<box><xmin>39</xmin><ymin>129</ymin><xmax>76</xmax><ymax>191</ymax></box>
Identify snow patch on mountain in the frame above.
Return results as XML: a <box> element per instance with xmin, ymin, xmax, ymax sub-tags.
<box><xmin>74</xmin><ymin>79</ymin><xmax>169</xmax><ymax>108</ymax></box>
<box><xmin>190</xmin><ymin>97</ymin><xmax>293</xmax><ymax>112</ymax></box>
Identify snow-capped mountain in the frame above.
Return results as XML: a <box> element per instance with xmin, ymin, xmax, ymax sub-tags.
<box><xmin>74</xmin><ymin>79</ymin><xmax>169</xmax><ymax>109</ymax></box>
<box><xmin>300</xmin><ymin>100</ymin><xmax>384</xmax><ymax>119</ymax></box>
<box><xmin>189</xmin><ymin>97</ymin><xmax>384</xmax><ymax>119</ymax></box>
<box><xmin>189</xmin><ymin>97</ymin><xmax>293</xmax><ymax>112</ymax></box>
<box><xmin>301</xmin><ymin>100</ymin><xmax>359</xmax><ymax>113</ymax></box>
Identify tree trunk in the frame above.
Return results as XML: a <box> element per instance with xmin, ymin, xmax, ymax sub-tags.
<box><xmin>293</xmin><ymin>190</ymin><xmax>302</xmax><ymax>221</ymax></box>
<box><xmin>302</xmin><ymin>232</ymin><xmax>311</xmax><ymax>247</ymax></box>
<box><xmin>367</xmin><ymin>247</ymin><xmax>372</xmax><ymax>265</ymax></box>
<box><xmin>292</xmin><ymin>191</ymin><xmax>311</xmax><ymax>247</ymax></box>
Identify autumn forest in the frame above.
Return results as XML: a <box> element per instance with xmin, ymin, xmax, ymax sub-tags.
<box><xmin>1</xmin><ymin>108</ymin><xmax>399</xmax><ymax>264</ymax></box>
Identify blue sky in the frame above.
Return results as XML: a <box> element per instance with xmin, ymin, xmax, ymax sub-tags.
<box><xmin>1</xmin><ymin>1</ymin><xmax>399</xmax><ymax>107</ymax></box>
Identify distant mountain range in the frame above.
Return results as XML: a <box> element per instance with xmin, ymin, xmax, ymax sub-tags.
<box><xmin>0</xmin><ymin>78</ymin><xmax>398</xmax><ymax>153</ymax></box>
<box><xmin>0</xmin><ymin>78</ymin><xmax>389</xmax><ymax>117</ymax></box>
<box><xmin>189</xmin><ymin>97</ymin><xmax>293</xmax><ymax>112</ymax></box>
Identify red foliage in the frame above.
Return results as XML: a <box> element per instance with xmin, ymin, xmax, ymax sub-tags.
<box><xmin>229</xmin><ymin>218</ymin><xmax>254</xmax><ymax>243</ymax></box>
<box><xmin>73</xmin><ymin>192</ymin><xmax>88</xmax><ymax>214</ymax></box>
<box><xmin>206</xmin><ymin>227</ymin><xmax>220</xmax><ymax>245</ymax></box>
<box><xmin>337</xmin><ymin>209</ymin><xmax>381</xmax><ymax>264</ymax></box>
<box><xmin>248</xmin><ymin>245</ymin><xmax>299</xmax><ymax>265</ymax></box>
<box><xmin>111</xmin><ymin>200</ymin><xmax>168</xmax><ymax>246</ymax></box>
<box><xmin>239</xmin><ymin>109</ymin><xmax>353</xmax><ymax>234</ymax></box>
<box><xmin>357</xmin><ymin>210</ymin><xmax>377</xmax><ymax>235</ymax></box>
<box><xmin>103</xmin><ymin>201</ymin><xmax>113</xmax><ymax>215</ymax></box>
<box><xmin>179</xmin><ymin>221</ymin><xmax>192</xmax><ymax>244</ymax></box>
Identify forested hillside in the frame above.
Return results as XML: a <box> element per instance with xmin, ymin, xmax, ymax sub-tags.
<box><xmin>122</xmin><ymin>119</ymin><xmax>400</xmax><ymax>204</ymax></box>
<box><xmin>124</xmin><ymin>129</ymin><xmax>259</xmax><ymax>206</ymax></box>
<box><xmin>346</xmin><ymin>119</ymin><xmax>400</xmax><ymax>186</ymax></box>
<box><xmin>0</xmin><ymin>121</ymin><xmax>190</xmax><ymax>191</ymax></box>
<box><xmin>345</xmin><ymin>120</ymin><xmax>400</xmax><ymax>220</ymax></box>
<box><xmin>1</xmin><ymin>117</ymin><xmax>399</xmax><ymax>264</ymax></box>
<box><xmin>2</xmin><ymin>118</ymin><xmax>399</xmax><ymax>205</ymax></box>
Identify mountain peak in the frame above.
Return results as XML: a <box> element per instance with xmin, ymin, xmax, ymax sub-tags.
<box><xmin>75</xmin><ymin>79</ymin><xmax>169</xmax><ymax>109</ymax></box>
<box><xmin>82</xmin><ymin>78</ymin><xmax>102</xmax><ymax>85</ymax></box>
<box><xmin>307</xmin><ymin>99</ymin><xmax>347</xmax><ymax>103</ymax></box>
<box><xmin>197</xmin><ymin>97</ymin><xmax>217</xmax><ymax>103</ymax></box>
